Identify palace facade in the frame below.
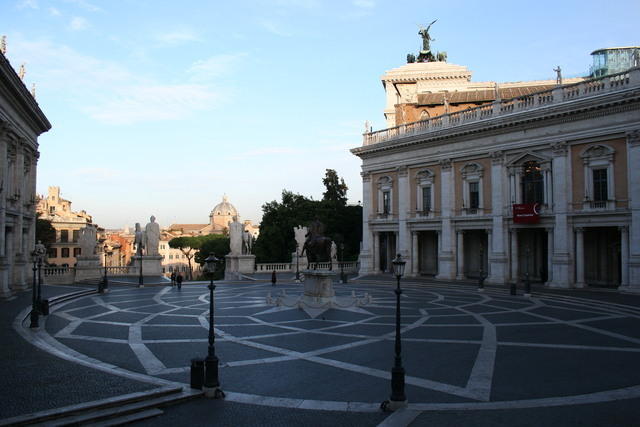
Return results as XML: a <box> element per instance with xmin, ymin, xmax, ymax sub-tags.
<box><xmin>352</xmin><ymin>52</ymin><xmax>640</xmax><ymax>292</ymax></box>
<box><xmin>0</xmin><ymin>46</ymin><xmax>51</xmax><ymax>297</ymax></box>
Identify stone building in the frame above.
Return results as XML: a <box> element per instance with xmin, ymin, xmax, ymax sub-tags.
<box><xmin>36</xmin><ymin>186</ymin><xmax>97</xmax><ymax>267</ymax></box>
<box><xmin>0</xmin><ymin>44</ymin><xmax>51</xmax><ymax>297</ymax></box>
<box><xmin>352</xmin><ymin>47</ymin><xmax>640</xmax><ymax>292</ymax></box>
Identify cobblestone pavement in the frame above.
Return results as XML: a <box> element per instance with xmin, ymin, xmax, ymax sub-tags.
<box><xmin>7</xmin><ymin>278</ymin><xmax>640</xmax><ymax>425</ymax></box>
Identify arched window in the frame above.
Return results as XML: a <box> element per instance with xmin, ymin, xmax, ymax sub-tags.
<box><xmin>521</xmin><ymin>161</ymin><xmax>544</xmax><ymax>204</ymax></box>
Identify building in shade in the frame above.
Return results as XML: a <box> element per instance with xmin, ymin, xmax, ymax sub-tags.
<box><xmin>0</xmin><ymin>45</ymin><xmax>51</xmax><ymax>297</ymax></box>
<box><xmin>352</xmin><ymin>44</ymin><xmax>640</xmax><ymax>292</ymax></box>
<box><xmin>36</xmin><ymin>187</ymin><xmax>97</xmax><ymax>267</ymax></box>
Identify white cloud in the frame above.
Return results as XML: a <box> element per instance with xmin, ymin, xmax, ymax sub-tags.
<box><xmin>353</xmin><ymin>0</ymin><xmax>375</xmax><ymax>8</ymax></box>
<box><xmin>48</xmin><ymin>7</ymin><xmax>61</xmax><ymax>16</ymax></box>
<box><xmin>260</xmin><ymin>20</ymin><xmax>292</xmax><ymax>37</ymax></box>
<box><xmin>17</xmin><ymin>0</ymin><xmax>38</xmax><ymax>9</ymax></box>
<box><xmin>188</xmin><ymin>54</ymin><xmax>246</xmax><ymax>81</ymax></box>
<box><xmin>155</xmin><ymin>30</ymin><xmax>200</xmax><ymax>45</ymax></box>
<box><xmin>62</xmin><ymin>0</ymin><xmax>102</xmax><ymax>12</ymax></box>
<box><xmin>86</xmin><ymin>84</ymin><xmax>221</xmax><ymax>125</ymax></box>
<box><xmin>69</xmin><ymin>16</ymin><xmax>89</xmax><ymax>31</ymax></box>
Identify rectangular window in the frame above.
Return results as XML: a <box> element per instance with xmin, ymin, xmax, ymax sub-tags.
<box><xmin>422</xmin><ymin>186</ymin><xmax>431</xmax><ymax>212</ymax></box>
<box><xmin>61</xmin><ymin>248</ymin><xmax>70</xmax><ymax>258</ymax></box>
<box><xmin>169</xmin><ymin>254</ymin><xmax>173</xmax><ymax>260</ymax></box>
<box><xmin>382</xmin><ymin>191</ymin><xmax>390</xmax><ymax>214</ymax></box>
<box><xmin>469</xmin><ymin>182</ymin><xmax>480</xmax><ymax>209</ymax></box>
<box><xmin>60</xmin><ymin>230</ymin><xmax>69</xmax><ymax>243</ymax></box>
<box><xmin>48</xmin><ymin>247</ymin><xmax>57</xmax><ymax>258</ymax></box>
<box><xmin>593</xmin><ymin>168</ymin><xmax>608</xmax><ymax>201</ymax></box>
<box><xmin>72</xmin><ymin>230</ymin><xmax>79</xmax><ymax>242</ymax></box>
<box><xmin>73</xmin><ymin>248</ymin><xmax>81</xmax><ymax>257</ymax></box>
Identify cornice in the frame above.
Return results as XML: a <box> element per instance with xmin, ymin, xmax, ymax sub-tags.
<box><xmin>352</xmin><ymin>90</ymin><xmax>640</xmax><ymax>159</ymax></box>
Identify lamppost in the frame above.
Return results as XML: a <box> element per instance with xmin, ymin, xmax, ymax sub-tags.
<box><xmin>524</xmin><ymin>245</ymin><xmax>531</xmax><ymax>297</ymax></box>
<box><xmin>29</xmin><ymin>250</ymin><xmax>39</xmax><ymax>328</ymax></box>
<box><xmin>381</xmin><ymin>254</ymin><xmax>407</xmax><ymax>411</ymax></box>
<box><xmin>203</xmin><ymin>253</ymin><xmax>224</xmax><ymax>399</ymax></box>
<box><xmin>295</xmin><ymin>242</ymin><xmax>300</xmax><ymax>283</ymax></box>
<box><xmin>478</xmin><ymin>244</ymin><xmax>485</xmax><ymax>291</ymax></box>
<box><xmin>101</xmin><ymin>244</ymin><xmax>110</xmax><ymax>294</ymax></box>
<box><xmin>340</xmin><ymin>242</ymin><xmax>347</xmax><ymax>284</ymax></box>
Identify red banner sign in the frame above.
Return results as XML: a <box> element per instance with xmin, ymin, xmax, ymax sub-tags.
<box><xmin>513</xmin><ymin>203</ymin><xmax>540</xmax><ymax>224</ymax></box>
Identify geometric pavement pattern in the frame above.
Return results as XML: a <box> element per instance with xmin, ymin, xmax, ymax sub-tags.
<box><xmin>35</xmin><ymin>280</ymin><xmax>640</xmax><ymax>411</ymax></box>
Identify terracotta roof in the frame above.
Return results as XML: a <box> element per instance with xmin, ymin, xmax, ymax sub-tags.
<box><xmin>416</xmin><ymin>85</ymin><xmax>556</xmax><ymax>106</ymax></box>
<box><xmin>167</xmin><ymin>224</ymin><xmax>208</xmax><ymax>231</ymax></box>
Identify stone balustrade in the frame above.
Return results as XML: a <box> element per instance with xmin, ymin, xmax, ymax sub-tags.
<box><xmin>105</xmin><ymin>266</ymin><xmax>137</xmax><ymax>275</ymax></box>
<box><xmin>255</xmin><ymin>262</ymin><xmax>360</xmax><ymax>273</ymax></box>
<box><xmin>362</xmin><ymin>68</ymin><xmax>639</xmax><ymax>146</ymax></box>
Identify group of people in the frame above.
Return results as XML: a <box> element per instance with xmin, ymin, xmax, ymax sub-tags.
<box><xmin>170</xmin><ymin>271</ymin><xmax>183</xmax><ymax>289</ymax></box>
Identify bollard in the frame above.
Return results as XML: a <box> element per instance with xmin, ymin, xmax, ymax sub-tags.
<box><xmin>510</xmin><ymin>282</ymin><xmax>517</xmax><ymax>296</ymax></box>
<box><xmin>190</xmin><ymin>358</ymin><xmax>205</xmax><ymax>390</ymax></box>
<box><xmin>40</xmin><ymin>299</ymin><xmax>50</xmax><ymax>316</ymax></box>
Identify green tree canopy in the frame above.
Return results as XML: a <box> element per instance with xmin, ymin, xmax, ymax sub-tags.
<box><xmin>322</xmin><ymin>168</ymin><xmax>348</xmax><ymax>206</ymax></box>
<box><xmin>253</xmin><ymin>170</ymin><xmax>362</xmax><ymax>263</ymax></box>
<box><xmin>36</xmin><ymin>214</ymin><xmax>56</xmax><ymax>248</ymax></box>
<box><xmin>194</xmin><ymin>234</ymin><xmax>229</xmax><ymax>280</ymax></box>
<box><xmin>168</xmin><ymin>236</ymin><xmax>204</xmax><ymax>280</ymax></box>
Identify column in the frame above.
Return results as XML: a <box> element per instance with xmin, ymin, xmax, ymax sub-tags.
<box><xmin>489</xmin><ymin>151</ymin><xmax>507</xmax><ymax>284</ymax></box>
<box><xmin>619</xmin><ymin>226</ymin><xmax>629</xmax><ymax>288</ymax></box>
<box><xmin>486</xmin><ymin>229</ymin><xmax>492</xmax><ymax>277</ymax></box>
<box><xmin>397</xmin><ymin>166</ymin><xmax>411</xmax><ymax>272</ymax></box>
<box><xmin>373</xmin><ymin>232</ymin><xmax>380</xmax><ymax>273</ymax></box>
<box><xmin>436</xmin><ymin>159</ymin><xmax>455</xmax><ymax>279</ymax></box>
<box><xmin>549</xmin><ymin>141</ymin><xmax>571</xmax><ymax>288</ymax></box>
<box><xmin>12</xmin><ymin>145</ymin><xmax>26</xmax><ymax>290</ymax></box>
<box><xmin>411</xmin><ymin>231</ymin><xmax>419</xmax><ymax>275</ymax></box>
<box><xmin>359</xmin><ymin>172</ymin><xmax>373</xmax><ymax>274</ymax></box>
<box><xmin>456</xmin><ymin>230</ymin><xmax>465</xmax><ymax>279</ymax></box>
<box><xmin>546</xmin><ymin>227</ymin><xmax>554</xmax><ymax>284</ymax></box>
<box><xmin>627</xmin><ymin>130</ymin><xmax>640</xmax><ymax>292</ymax></box>
<box><xmin>575</xmin><ymin>227</ymin><xmax>585</xmax><ymax>288</ymax></box>
<box><xmin>510</xmin><ymin>229</ymin><xmax>519</xmax><ymax>282</ymax></box>
<box><xmin>0</xmin><ymin>126</ymin><xmax>8</xmax><ymax>297</ymax></box>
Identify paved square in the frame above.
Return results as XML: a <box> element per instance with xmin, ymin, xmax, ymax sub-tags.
<box><xmin>24</xmin><ymin>279</ymin><xmax>640</xmax><ymax>413</ymax></box>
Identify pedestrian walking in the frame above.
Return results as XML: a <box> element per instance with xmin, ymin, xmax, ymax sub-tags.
<box><xmin>177</xmin><ymin>273</ymin><xmax>183</xmax><ymax>290</ymax></box>
<box><xmin>271</xmin><ymin>270</ymin><xmax>277</xmax><ymax>286</ymax></box>
<box><xmin>170</xmin><ymin>271</ymin><xmax>176</xmax><ymax>287</ymax></box>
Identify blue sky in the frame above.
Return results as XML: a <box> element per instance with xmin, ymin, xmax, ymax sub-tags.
<box><xmin>2</xmin><ymin>0</ymin><xmax>638</xmax><ymax>228</ymax></box>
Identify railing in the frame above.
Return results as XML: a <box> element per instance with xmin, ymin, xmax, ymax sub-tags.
<box><xmin>105</xmin><ymin>266</ymin><xmax>137</xmax><ymax>275</ymax></box>
<box><xmin>362</xmin><ymin>67</ymin><xmax>639</xmax><ymax>146</ymax></box>
<box><xmin>255</xmin><ymin>261</ymin><xmax>360</xmax><ymax>273</ymax></box>
<box><xmin>43</xmin><ymin>266</ymin><xmax>73</xmax><ymax>277</ymax></box>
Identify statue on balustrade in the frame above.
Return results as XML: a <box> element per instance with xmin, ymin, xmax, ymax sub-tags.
<box><xmin>300</xmin><ymin>219</ymin><xmax>332</xmax><ymax>270</ymax></box>
<box><xmin>144</xmin><ymin>215</ymin><xmax>160</xmax><ymax>256</ymax></box>
<box><xmin>134</xmin><ymin>223</ymin><xmax>144</xmax><ymax>256</ymax></box>
<box><xmin>229</xmin><ymin>216</ymin><xmax>244</xmax><ymax>256</ymax></box>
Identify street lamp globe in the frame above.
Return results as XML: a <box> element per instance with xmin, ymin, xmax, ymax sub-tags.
<box><xmin>205</xmin><ymin>253</ymin><xmax>218</xmax><ymax>274</ymax></box>
<box><xmin>392</xmin><ymin>254</ymin><xmax>406</xmax><ymax>279</ymax></box>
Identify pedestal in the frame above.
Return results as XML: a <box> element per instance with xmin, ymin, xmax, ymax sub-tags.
<box><xmin>302</xmin><ymin>270</ymin><xmax>336</xmax><ymax>305</ymax></box>
<box><xmin>224</xmin><ymin>254</ymin><xmax>256</xmax><ymax>280</ymax></box>
<box><xmin>132</xmin><ymin>256</ymin><xmax>163</xmax><ymax>277</ymax></box>
<box><xmin>75</xmin><ymin>256</ymin><xmax>101</xmax><ymax>282</ymax></box>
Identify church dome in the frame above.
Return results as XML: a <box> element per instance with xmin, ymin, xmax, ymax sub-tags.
<box><xmin>210</xmin><ymin>195</ymin><xmax>238</xmax><ymax>218</ymax></box>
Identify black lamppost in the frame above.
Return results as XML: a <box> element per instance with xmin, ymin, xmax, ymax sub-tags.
<box><xmin>340</xmin><ymin>242</ymin><xmax>347</xmax><ymax>284</ymax></box>
<box><xmin>382</xmin><ymin>254</ymin><xmax>407</xmax><ymax>411</ymax></box>
<box><xmin>478</xmin><ymin>244</ymin><xmax>485</xmax><ymax>291</ymax></box>
<box><xmin>524</xmin><ymin>245</ymin><xmax>531</xmax><ymax>297</ymax></box>
<box><xmin>101</xmin><ymin>244</ymin><xmax>110</xmax><ymax>294</ymax></box>
<box><xmin>29</xmin><ymin>250</ymin><xmax>39</xmax><ymax>328</ymax></box>
<box><xmin>295</xmin><ymin>242</ymin><xmax>300</xmax><ymax>283</ymax></box>
<box><xmin>203</xmin><ymin>253</ymin><xmax>224</xmax><ymax>399</ymax></box>
<box><xmin>138</xmin><ymin>251</ymin><xmax>144</xmax><ymax>288</ymax></box>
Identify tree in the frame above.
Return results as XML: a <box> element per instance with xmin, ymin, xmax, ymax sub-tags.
<box><xmin>322</xmin><ymin>169</ymin><xmax>348</xmax><ymax>206</ymax></box>
<box><xmin>168</xmin><ymin>236</ymin><xmax>203</xmax><ymax>280</ymax></box>
<box><xmin>36</xmin><ymin>214</ymin><xmax>56</xmax><ymax>248</ymax></box>
<box><xmin>194</xmin><ymin>234</ymin><xmax>230</xmax><ymax>280</ymax></box>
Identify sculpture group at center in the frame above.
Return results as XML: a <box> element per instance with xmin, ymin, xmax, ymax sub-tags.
<box><xmin>301</xmin><ymin>218</ymin><xmax>333</xmax><ymax>270</ymax></box>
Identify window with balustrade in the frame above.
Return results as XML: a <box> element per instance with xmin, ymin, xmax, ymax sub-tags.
<box><xmin>521</xmin><ymin>161</ymin><xmax>544</xmax><ymax>204</ymax></box>
<box><xmin>461</xmin><ymin>163</ymin><xmax>484</xmax><ymax>215</ymax></box>
<box><xmin>580</xmin><ymin>144</ymin><xmax>615</xmax><ymax>210</ymax></box>
<box><xmin>416</xmin><ymin>169</ymin><xmax>435</xmax><ymax>217</ymax></box>
<box><xmin>377</xmin><ymin>176</ymin><xmax>393</xmax><ymax>217</ymax></box>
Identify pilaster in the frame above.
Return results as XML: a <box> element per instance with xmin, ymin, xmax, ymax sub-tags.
<box><xmin>397</xmin><ymin>166</ymin><xmax>411</xmax><ymax>272</ymax></box>
<box><xmin>626</xmin><ymin>130</ymin><xmax>640</xmax><ymax>292</ymax></box>
<box><xmin>436</xmin><ymin>159</ymin><xmax>455</xmax><ymax>279</ymax></box>
<box><xmin>548</xmin><ymin>141</ymin><xmax>571</xmax><ymax>288</ymax></box>
<box><xmin>489</xmin><ymin>151</ymin><xmax>507</xmax><ymax>284</ymax></box>
<box><xmin>359</xmin><ymin>171</ymin><xmax>373</xmax><ymax>275</ymax></box>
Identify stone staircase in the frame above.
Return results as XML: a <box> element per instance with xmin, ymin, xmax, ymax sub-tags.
<box><xmin>0</xmin><ymin>386</ymin><xmax>201</xmax><ymax>426</ymax></box>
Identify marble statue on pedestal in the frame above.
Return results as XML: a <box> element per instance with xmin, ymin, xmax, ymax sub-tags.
<box><xmin>78</xmin><ymin>226</ymin><xmax>97</xmax><ymax>257</ymax></box>
<box><xmin>331</xmin><ymin>241</ymin><xmax>338</xmax><ymax>262</ymax></box>
<box><xmin>229</xmin><ymin>216</ymin><xmax>244</xmax><ymax>255</ymax></box>
<box><xmin>242</xmin><ymin>230</ymin><xmax>253</xmax><ymax>254</ymax></box>
<box><xmin>294</xmin><ymin>225</ymin><xmax>308</xmax><ymax>254</ymax></box>
<box><xmin>144</xmin><ymin>216</ymin><xmax>160</xmax><ymax>256</ymax></box>
<box><xmin>134</xmin><ymin>223</ymin><xmax>144</xmax><ymax>256</ymax></box>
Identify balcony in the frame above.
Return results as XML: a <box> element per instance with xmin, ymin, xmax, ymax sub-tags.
<box><xmin>359</xmin><ymin>67</ymin><xmax>639</xmax><ymax>147</ymax></box>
